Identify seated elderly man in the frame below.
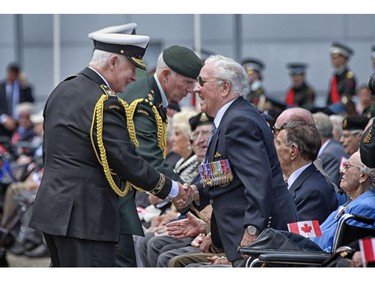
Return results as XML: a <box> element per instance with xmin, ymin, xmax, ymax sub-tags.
<box><xmin>274</xmin><ymin>121</ymin><xmax>338</xmax><ymax>224</ymax></box>
<box><xmin>244</xmin><ymin>150</ymin><xmax>375</xmax><ymax>259</ymax></box>
<box><xmin>340</xmin><ymin>115</ymin><xmax>369</xmax><ymax>157</ymax></box>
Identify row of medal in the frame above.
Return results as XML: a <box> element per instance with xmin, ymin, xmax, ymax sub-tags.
<box><xmin>198</xmin><ymin>159</ymin><xmax>233</xmax><ymax>187</ymax></box>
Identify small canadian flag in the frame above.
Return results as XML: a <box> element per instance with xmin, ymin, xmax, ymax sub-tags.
<box><xmin>287</xmin><ymin>220</ymin><xmax>322</xmax><ymax>238</ymax></box>
<box><xmin>359</xmin><ymin>237</ymin><xmax>375</xmax><ymax>266</ymax></box>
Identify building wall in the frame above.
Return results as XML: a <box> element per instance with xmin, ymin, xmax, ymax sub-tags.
<box><xmin>1</xmin><ymin>14</ymin><xmax>374</xmax><ymax>111</ymax></box>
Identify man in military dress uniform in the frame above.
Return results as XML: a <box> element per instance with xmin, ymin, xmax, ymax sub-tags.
<box><xmin>241</xmin><ymin>58</ymin><xmax>266</xmax><ymax>109</ymax></box>
<box><xmin>116</xmin><ymin>45</ymin><xmax>202</xmax><ymax>266</ymax></box>
<box><xmin>28</xmin><ymin>25</ymin><xmax>188</xmax><ymax>267</ymax></box>
<box><xmin>285</xmin><ymin>63</ymin><xmax>316</xmax><ymax>110</ymax></box>
<box><xmin>327</xmin><ymin>42</ymin><xmax>357</xmax><ymax>116</ymax></box>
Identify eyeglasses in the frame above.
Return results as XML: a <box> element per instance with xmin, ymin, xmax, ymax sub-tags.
<box><xmin>197</xmin><ymin>76</ymin><xmax>219</xmax><ymax>87</ymax></box>
<box><xmin>192</xmin><ymin>130</ymin><xmax>211</xmax><ymax>140</ymax></box>
<box><xmin>342</xmin><ymin>161</ymin><xmax>361</xmax><ymax>170</ymax></box>
<box><xmin>272</xmin><ymin>123</ymin><xmax>287</xmax><ymax>135</ymax></box>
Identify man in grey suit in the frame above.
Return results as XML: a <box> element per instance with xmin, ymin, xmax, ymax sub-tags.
<box><xmin>313</xmin><ymin>112</ymin><xmax>348</xmax><ymax>188</ymax></box>
<box><xmin>176</xmin><ymin>54</ymin><xmax>298</xmax><ymax>267</ymax></box>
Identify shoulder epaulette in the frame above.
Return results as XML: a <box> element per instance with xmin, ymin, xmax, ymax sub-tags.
<box><xmin>346</xmin><ymin>71</ymin><xmax>354</xmax><ymax>79</ymax></box>
<box><xmin>100</xmin><ymin>84</ymin><xmax>117</xmax><ymax>98</ymax></box>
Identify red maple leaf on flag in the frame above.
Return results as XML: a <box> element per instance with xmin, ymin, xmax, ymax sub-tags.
<box><xmin>301</xmin><ymin>223</ymin><xmax>312</xmax><ymax>234</ymax></box>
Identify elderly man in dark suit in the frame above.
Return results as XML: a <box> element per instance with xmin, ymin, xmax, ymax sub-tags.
<box><xmin>176</xmin><ymin>54</ymin><xmax>298</xmax><ymax>267</ymax></box>
<box><xmin>28</xmin><ymin>24</ymin><xmax>188</xmax><ymax>267</ymax></box>
<box><xmin>274</xmin><ymin>121</ymin><xmax>338</xmax><ymax>224</ymax></box>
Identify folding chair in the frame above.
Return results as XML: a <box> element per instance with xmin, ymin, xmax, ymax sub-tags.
<box><xmin>238</xmin><ymin>213</ymin><xmax>375</xmax><ymax>267</ymax></box>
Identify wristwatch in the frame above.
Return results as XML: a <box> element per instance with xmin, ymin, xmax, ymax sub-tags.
<box><xmin>246</xmin><ymin>225</ymin><xmax>259</xmax><ymax>236</ymax></box>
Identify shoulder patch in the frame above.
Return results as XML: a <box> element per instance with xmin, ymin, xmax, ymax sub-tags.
<box><xmin>346</xmin><ymin>71</ymin><xmax>354</xmax><ymax>79</ymax></box>
<box><xmin>109</xmin><ymin>104</ymin><xmax>120</xmax><ymax>110</ymax></box>
<box><xmin>137</xmin><ymin>109</ymin><xmax>149</xmax><ymax>116</ymax></box>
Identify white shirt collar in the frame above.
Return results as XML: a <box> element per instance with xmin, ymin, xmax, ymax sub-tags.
<box><xmin>89</xmin><ymin>67</ymin><xmax>110</xmax><ymax>88</ymax></box>
<box><xmin>154</xmin><ymin>73</ymin><xmax>169</xmax><ymax>108</ymax></box>
<box><xmin>318</xmin><ymin>139</ymin><xmax>331</xmax><ymax>156</ymax></box>
<box><xmin>213</xmin><ymin>98</ymin><xmax>237</xmax><ymax>129</ymax></box>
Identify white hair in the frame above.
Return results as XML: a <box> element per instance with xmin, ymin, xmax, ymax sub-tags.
<box><xmin>205</xmin><ymin>55</ymin><xmax>250</xmax><ymax>97</ymax></box>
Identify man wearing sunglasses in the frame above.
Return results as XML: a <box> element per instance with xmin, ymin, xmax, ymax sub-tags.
<box><xmin>175</xmin><ymin>54</ymin><xmax>298</xmax><ymax>267</ymax></box>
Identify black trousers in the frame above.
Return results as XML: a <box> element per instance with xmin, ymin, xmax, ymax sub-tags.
<box><xmin>115</xmin><ymin>234</ymin><xmax>137</xmax><ymax>267</ymax></box>
<box><xmin>43</xmin><ymin>233</ymin><xmax>116</xmax><ymax>267</ymax></box>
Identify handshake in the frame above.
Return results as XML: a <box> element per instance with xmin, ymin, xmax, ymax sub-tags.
<box><xmin>171</xmin><ymin>183</ymin><xmax>199</xmax><ymax>211</ymax></box>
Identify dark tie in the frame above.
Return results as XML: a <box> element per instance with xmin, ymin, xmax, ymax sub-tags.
<box><xmin>208</xmin><ymin>123</ymin><xmax>217</xmax><ymax>146</ymax></box>
<box><xmin>203</xmin><ymin>123</ymin><xmax>217</xmax><ymax>163</ymax></box>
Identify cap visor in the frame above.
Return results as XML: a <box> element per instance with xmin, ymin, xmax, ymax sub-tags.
<box><xmin>127</xmin><ymin>56</ymin><xmax>146</xmax><ymax>71</ymax></box>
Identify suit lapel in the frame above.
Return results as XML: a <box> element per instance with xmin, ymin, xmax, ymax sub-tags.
<box><xmin>205</xmin><ymin>97</ymin><xmax>244</xmax><ymax>162</ymax></box>
<box><xmin>288</xmin><ymin>163</ymin><xmax>317</xmax><ymax>197</ymax></box>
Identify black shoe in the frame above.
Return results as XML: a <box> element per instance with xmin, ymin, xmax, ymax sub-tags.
<box><xmin>0</xmin><ymin>249</ymin><xmax>9</xmax><ymax>267</ymax></box>
<box><xmin>24</xmin><ymin>244</ymin><xmax>49</xmax><ymax>258</ymax></box>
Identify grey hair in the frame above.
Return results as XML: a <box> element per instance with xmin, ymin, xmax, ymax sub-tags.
<box><xmin>360</xmin><ymin>164</ymin><xmax>375</xmax><ymax>188</ymax></box>
<box><xmin>205</xmin><ymin>55</ymin><xmax>250</xmax><ymax>97</ymax></box>
<box><xmin>313</xmin><ymin>112</ymin><xmax>333</xmax><ymax>138</ymax></box>
<box><xmin>89</xmin><ymin>49</ymin><xmax>127</xmax><ymax>68</ymax></box>
<box><xmin>283</xmin><ymin>120</ymin><xmax>321</xmax><ymax>161</ymax></box>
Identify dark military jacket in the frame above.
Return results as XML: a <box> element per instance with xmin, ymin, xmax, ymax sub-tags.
<box><xmin>285</xmin><ymin>82</ymin><xmax>316</xmax><ymax>110</ymax></box>
<box><xmin>363</xmin><ymin>104</ymin><xmax>375</xmax><ymax>119</ymax></box>
<box><xmin>29</xmin><ymin>68</ymin><xmax>172</xmax><ymax>242</ymax></box>
<box><xmin>117</xmin><ymin>75</ymin><xmax>182</xmax><ymax>235</ymax></box>
<box><xmin>327</xmin><ymin>67</ymin><xmax>356</xmax><ymax>105</ymax></box>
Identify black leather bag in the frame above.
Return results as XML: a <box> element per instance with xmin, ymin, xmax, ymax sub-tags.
<box><xmin>238</xmin><ymin>228</ymin><xmax>322</xmax><ymax>256</ymax></box>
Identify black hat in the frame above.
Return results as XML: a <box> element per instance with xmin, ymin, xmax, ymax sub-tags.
<box><xmin>241</xmin><ymin>58</ymin><xmax>265</xmax><ymax>74</ymax></box>
<box><xmin>189</xmin><ymin>112</ymin><xmax>214</xmax><ymax>132</ymax></box>
<box><xmin>342</xmin><ymin>115</ymin><xmax>369</xmax><ymax>131</ymax></box>
<box><xmin>287</xmin><ymin>63</ymin><xmax>308</xmax><ymax>76</ymax></box>
<box><xmin>163</xmin><ymin>45</ymin><xmax>202</xmax><ymax>79</ymax></box>
<box><xmin>265</xmin><ymin>96</ymin><xmax>287</xmax><ymax>111</ymax></box>
<box><xmin>369</xmin><ymin>73</ymin><xmax>375</xmax><ymax>96</ymax></box>
<box><xmin>167</xmin><ymin>101</ymin><xmax>181</xmax><ymax>112</ymax></box>
<box><xmin>371</xmin><ymin>46</ymin><xmax>375</xmax><ymax>59</ymax></box>
<box><xmin>89</xmin><ymin>23</ymin><xmax>149</xmax><ymax>71</ymax></box>
<box><xmin>330</xmin><ymin>41</ymin><xmax>354</xmax><ymax>58</ymax></box>
<box><xmin>360</xmin><ymin>122</ymin><xmax>375</xmax><ymax>168</ymax></box>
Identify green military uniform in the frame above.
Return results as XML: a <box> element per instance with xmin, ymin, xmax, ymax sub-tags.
<box><xmin>116</xmin><ymin>75</ymin><xmax>183</xmax><ymax>266</ymax></box>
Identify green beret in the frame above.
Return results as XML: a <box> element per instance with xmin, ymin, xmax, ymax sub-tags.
<box><xmin>163</xmin><ymin>45</ymin><xmax>202</xmax><ymax>79</ymax></box>
<box><xmin>360</xmin><ymin>122</ymin><xmax>375</xmax><ymax>168</ymax></box>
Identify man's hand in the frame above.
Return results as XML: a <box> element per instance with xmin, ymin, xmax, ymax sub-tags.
<box><xmin>171</xmin><ymin>183</ymin><xmax>193</xmax><ymax>210</ymax></box>
<box><xmin>166</xmin><ymin>212</ymin><xmax>207</xmax><ymax>239</ymax></box>
<box><xmin>239</xmin><ymin>231</ymin><xmax>259</xmax><ymax>259</ymax></box>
